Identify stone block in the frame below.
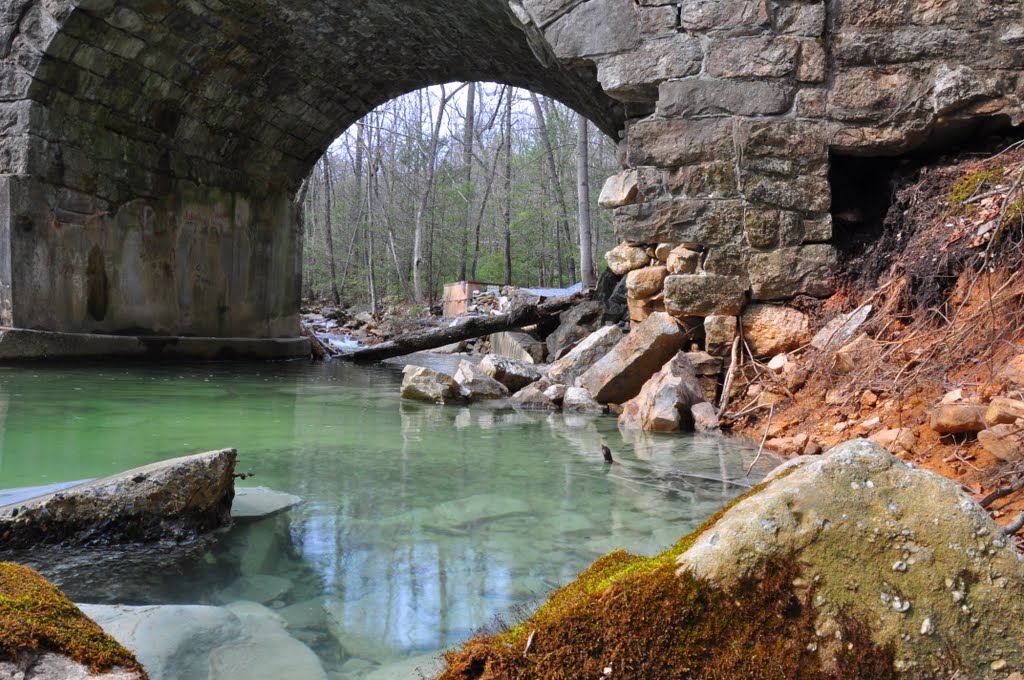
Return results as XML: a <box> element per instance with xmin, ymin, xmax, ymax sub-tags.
<box><xmin>598</xmin><ymin>171</ymin><xmax>639</xmax><ymax>209</ymax></box>
<box><xmin>658</xmin><ymin>79</ymin><xmax>794</xmax><ymax>117</ymax></box>
<box><xmin>773</xmin><ymin>2</ymin><xmax>826</xmax><ymax>35</ymax></box>
<box><xmin>796</xmin><ymin>39</ymin><xmax>827</xmax><ymax>82</ymax></box>
<box><xmin>626</xmin><ymin>265</ymin><xmax>668</xmax><ymax>299</ymax></box>
<box><xmin>545</xmin><ymin>0</ymin><xmax>640</xmax><ymax>59</ymax></box>
<box><xmin>402</xmin><ymin>366</ymin><xmax>460</xmax><ymax>404</ymax></box>
<box><xmin>664</xmin><ymin>274</ymin><xmax>747</xmax><ymax>317</ymax></box>
<box><xmin>833</xmin><ymin>0</ymin><xmax>912</xmax><ymax>27</ymax></box>
<box><xmin>741</xmin><ymin>304</ymin><xmax>812</xmax><ymax>358</ymax></box>
<box><xmin>803</xmin><ymin>215</ymin><xmax>833</xmax><ymax>242</ymax></box>
<box><xmin>704</xmin><ymin>315</ymin><xmax>737</xmax><ymax>356</ymax></box>
<box><xmin>984</xmin><ymin>397</ymin><xmax>1024</xmax><ymax>426</ymax></box>
<box><xmin>548</xmin><ymin>324</ymin><xmax>624</xmax><ymax>386</ymax></box>
<box><xmin>614</xmin><ymin>199</ymin><xmax>743</xmax><ymax>246</ymax></box>
<box><xmin>489</xmin><ymin>332</ymin><xmax>546</xmax><ymax>365</ymax></box>
<box><xmin>702</xmin><ymin>245</ymin><xmax>751</xmax><ymax>286</ymax></box>
<box><xmin>749</xmin><ymin>245</ymin><xmax>837</xmax><ymax>300</ymax></box>
<box><xmin>628</xmin><ymin>295</ymin><xmax>666</xmax><ymax>325</ymax></box>
<box><xmin>596</xmin><ymin>35</ymin><xmax>703</xmax><ymax>101</ymax></box>
<box><xmin>480</xmin><ymin>354</ymin><xmax>542</xmax><ymax>392</ymax></box>
<box><xmin>707</xmin><ymin>36</ymin><xmax>799</xmax><ymax>78</ymax></box>
<box><xmin>667</xmin><ymin>162</ymin><xmax>739</xmax><ymax>199</ymax></box>
<box><xmin>666</xmin><ymin>245</ymin><xmax>702</xmax><ymax>275</ymax></box>
<box><xmin>743</xmin><ymin>173</ymin><xmax>832</xmax><ymax>213</ymax></box>
<box><xmin>605</xmin><ymin>243</ymin><xmax>650</xmax><ymax>275</ymax></box>
<box><xmin>827</xmin><ymin>67</ymin><xmax>924</xmax><ymax>123</ymax></box>
<box><xmin>978</xmin><ymin>425</ymin><xmax>1024</xmax><ymax>462</ymax></box>
<box><xmin>628</xmin><ymin>118</ymin><xmax>735</xmax><ymax>168</ymax></box>
<box><xmin>577</xmin><ymin>311</ymin><xmax>688</xmax><ymax>404</ymax></box>
<box><xmin>744</xmin><ymin>209</ymin><xmax>805</xmax><ymax>249</ymax></box>
<box><xmin>618</xmin><ymin>352</ymin><xmax>706</xmax><ymax>432</ymax></box>
<box><xmin>678</xmin><ymin>0</ymin><xmax>770</xmax><ymax>31</ymax></box>
<box><xmin>929</xmin><ymin>405</ymin><xmax>988</xmax><ymax>434</ymax></box>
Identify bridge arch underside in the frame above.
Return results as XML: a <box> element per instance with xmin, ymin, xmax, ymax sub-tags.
<box><xmin>0</xmin><ymin>0</ymin><xmax>625</xmax><ymax>338</ymax></box>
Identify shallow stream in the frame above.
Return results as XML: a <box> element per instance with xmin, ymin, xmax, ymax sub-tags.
<box><xmin>0</xmin><ymin>360</ymin><xmax>772</xmax><ymax>679</ymax></box>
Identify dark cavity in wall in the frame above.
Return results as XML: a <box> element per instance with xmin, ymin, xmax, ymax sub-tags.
<box><xmin>829</xmin><ymin>117</ymin><xmax>1023</xmax><ymax>287</ymax></box>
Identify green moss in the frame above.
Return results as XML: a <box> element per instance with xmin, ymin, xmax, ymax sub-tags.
<box><xmin>438</xmin><ymin>464</ymin><xmax>894</xmax><ymax>679</ymax></box>
<box><xmin>947</xmin><ymin>169</ymin><xmax>1003</xmax><ymax>213</ymax></box>
<box><xmin>0</xmin><ymin>563</ymin><xmax>148</xmax><ymax>678</ymax></box>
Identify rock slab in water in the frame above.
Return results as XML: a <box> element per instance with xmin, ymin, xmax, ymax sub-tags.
<box><xmin>546</xmin><ymin>325</ymin><xmax>623</xmax><ymax>386</ymax></box>
<box><xmin>0</xmin><ymin>449</ymin><xmax>237</xmax><ymax>549</ymax></box>
<box><xmin>80</xmin><ymin>602</ymin><xmax>328</xmax><ymax>680</ymax></box>
<box><xmin>678</xmin><ymin>439</ymin><xmax>1024</xmax><ymax>676</ymax></box>
<box><xmin>231</xmin><ymin>487</ymin><xmax>303</xmax><ymax>523</ymax></box>
<box><xmin>400</xmin><ymin>365</ymin><xmax>460</xmax><ymax>404</ymax></box>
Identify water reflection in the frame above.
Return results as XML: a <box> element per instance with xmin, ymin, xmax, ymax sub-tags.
<box><xmin>0</xmin><ymin>360</ymin><xmax>774</xmax><ymax>676</ymax></box>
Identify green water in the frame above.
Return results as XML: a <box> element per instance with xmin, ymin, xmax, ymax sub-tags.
<box><xmin>0</xmin><ymin>360</ymin><xmax>770</xmax><ymax>678</ymax></box>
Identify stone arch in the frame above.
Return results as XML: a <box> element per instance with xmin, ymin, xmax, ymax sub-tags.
<box><xmin>0</xmin><ymin>0</ymin><xmax>627</xmax><ymax>340</ymax></box>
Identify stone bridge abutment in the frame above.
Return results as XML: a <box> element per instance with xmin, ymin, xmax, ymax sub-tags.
<box><xmin>0</xmin><ymin>0</ymin><xmax>1021</xmax><ymax>355</ymax></box>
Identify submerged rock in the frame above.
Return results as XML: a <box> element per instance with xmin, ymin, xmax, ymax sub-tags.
<box><xmin>0</xmin><ymin>450</ymin><xmax>237</xmax><ymax>549</ymax></box>
<box><xmin>231</xmin><ymin>487</ymin><xmax>302</xmax><ymax>523</ymax></box>
<box><xmin>81</xmin><ymin>601</ymin><xmax>328</xmax><ymax>680</ymax></box>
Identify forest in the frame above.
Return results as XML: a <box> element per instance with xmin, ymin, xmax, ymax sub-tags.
<box><xmin>298</xmin><ymin>83</ymin><xmax>621</xmax><ymax>312</ymax></box>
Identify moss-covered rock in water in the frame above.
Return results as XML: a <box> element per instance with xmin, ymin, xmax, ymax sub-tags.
<box><xmin>437</xmin><ymin>440</ymin><xmax>1024</xmax><ymax>679</ymax></box>
<box><xmin>0</xmin><ymin>563</ymin><xmax>147</xmax><ymax>678</ymax></box>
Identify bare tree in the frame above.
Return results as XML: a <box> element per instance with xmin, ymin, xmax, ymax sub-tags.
<box><xmin>577</xmin><ymin>115</ymin><xmax>596</xmax><ymax>287</ymax></box>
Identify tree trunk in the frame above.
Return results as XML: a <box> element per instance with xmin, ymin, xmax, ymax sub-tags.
<box><xmin>503</xmin><ymin>87</ymin><xmax>513</xmax><ymax>287</ymax></box>
<box><xmin>530</xmin><ymin>93</ymin><xmax>575</xmax><ymax>286</ymax></box>
<box><xmin>414</xmin><ymin>85</ymin><xmax>462</xmax><ymax>303</ymax></box>
<box><xmin>322</xmin><ymin>156</ymin><xmax>341</xmax><ymax>305</ymax></box>
<box><xmin>339</xmin><ymin>121</ymin><xmax>365</xmax><ymax>294</ymax></box>
<box><xmin>342</xmin><ymin>293</ymin><xmax>586</xmax><ymax>362</ymax></box>
<box><xmin>576</xmin><ymin>115</ymin><xmax>596</xmax><ymax>288</ymax></box>
<box><xmin>458</xmin><ymin>83</ymin><xmax>476</xmax><ymax>282</ymax></box>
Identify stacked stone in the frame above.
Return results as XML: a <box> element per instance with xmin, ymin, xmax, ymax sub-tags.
<box><xmin>520</xmin><ymin>0</ymin><xmax>1024</xmax><ymax>362</ymax></box>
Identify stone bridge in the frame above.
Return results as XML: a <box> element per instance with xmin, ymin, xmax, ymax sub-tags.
<box><xmin>0</xmin><ymin>0</ymin><xmax>1020</xmax><ymax>354</ymax></box>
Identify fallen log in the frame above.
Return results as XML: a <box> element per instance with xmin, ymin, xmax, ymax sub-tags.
<box><xmin>341</xmin><ymin>293</ymin><xmax>587</xmax><ymax>363</ymax></box>
<box><xmin>302</xmin><ymin>325</ymin><xmax>339</xmax><ymax>360</ymax></box>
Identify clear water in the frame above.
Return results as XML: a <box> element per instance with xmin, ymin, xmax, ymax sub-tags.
<box><xmin>0</xmin><ymin>360</ymin><xmax>772</xmax><ymax>678</ymax></box>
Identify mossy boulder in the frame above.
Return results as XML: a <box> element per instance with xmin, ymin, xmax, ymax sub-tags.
<box><xmin>0</xmin><ymin>563</ymin><xmax>146</xmax><ymax>679</ymax></box>
<box><xmin>437</xmin><ymin>440</ymin><xmax>1024</xmax><ymax>679</ymax></box>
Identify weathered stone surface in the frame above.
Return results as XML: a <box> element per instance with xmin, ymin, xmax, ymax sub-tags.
<box><xmin>997</xmin><ymin>355</ymin><xmax>1024</xmax><ymax>388</ymax></box>
<box><xmin>0</xmin><ymin>654</ymin><xmax>142</xmax><ymax>680</ymax></box>
<box><xmin>685</xmin><ymin>352</ymin><xmax>724</xmax><ymax>377</ymax></box>
<box><xmin>690</xmin><ymin>401</ymin><xmax>721</xmax><ymax>432</ymax></box>
<box><xmin>454</xmin><ymin>360</ymin><xmax>510</xmax><ymax>400</ymax></box>
<box><xmin>627</xmin><ymin>295</ymin><xmax>666</xmax><ymax>325</ymax></box>
<box><xmin>626</xmin><ymin>265</ymin><xmax>668</xmax><ymax>299</ymax></box>
<box><xmin>618</xmin><ymin>352</ymin><xmax>707</xmax><ymax>432</ymax></box>
<box><xmin>978</xmin><ymin>424</ymin><xmax>1024</xmax><ymax>462</ymax></box>
<box><xmin>578</xmin><ymin>312</ymin><xmax>687</xmax><ymax>404</ymax></box>
<box><xmin>985</xmin><ymin>397</ymin><xmax>1024</xmax><ymax>426</ymax></box>
<box><xmin>869</xmin><ymin>427</ymin><xmax>917</xmax><ymax>454</ymax></box>
<box><xmin>401</xmin><ymin>365</ymin><xmax>459</xmax><ymax>404</ymax></box>
<box><xmin>479</xmin><ymin>354</ymin><xmax>542</xmax><ymax>392</ymax></box>
<box><xmin>811</xmin><ymin>305</ymin><xmax>873</xmax><ymax>350</ymax></box>
<box><xmin>598</xmin><ymin>171</ymin><xmax>639</xmax><ymax>209</ymax></box>
<box><xmin>605</xmin><ymin>243</ymin><xmax>650</xmax><ymax>276</ymax></box>
<box><xmin>544</xmin><ymin>0</ymin><xmax>640</xmax><ymax>59</ymax></box>
<box><xmin>82</xmin><ymin>602</ymin><xmax>328</xmax><ymax>680</ymax></box>
<box><xmin>741</xmin><ymin>304</ymin><xmax>812</xmax><ymax>358</ymax></box>
<box><xmin>627</xmin><ymin>118</ymin><xmax>736</xmax><ymax>168</ymax></box>
<box><xmin>596</xmin><ymin>34</ymin><xmax>703</xmax><ymax>101</ymax></box>
<box><xmin>665</xmin><ymin>245</ymin><xmax>702</xmax><ymax>275</ymax></box>
<box><xmin>678</xmin><ymin>440</ymin><xmax>1024</xmax><ymax>676</ymax></box>
<box><xmin>707</xmin><ymin>36</ymin><xmax>800</xmax><ymax>78</ymax></box>
<box><xmin>563</xmin><ymin>386</ymin><xmax>604</xmax><ymax>414</ymax></box>
<box><xmin>0</xmin><ymin>450</ymin><xmax>236</xmax><ymax>549</ymax></box>
<box><xmin>546</xmin><ymin>300</ymin><xmax>605</xmax><ymax>359</ymax></box>
<box><xmin>833</xmin><ymin>333</ymin><xmax>881</xmax><ymax>373</ymax></box>
<box><xmin>748</xmin><ymin>245</ymin><xmax>837</xmax><ymax>300</ymax></box>
<box><xmin>704</xmin><ymin>315</ymin><xmax>737</xmax><ymax>356</ymax></box>
<box><xmin>510</xmin><ymin>382</ymin><xmax>558</xmax><ymax>411</ymax></box>
<box><xmin>490</xmin><ymin>331</ymin><xmax>546</xmax><ymax>364</ymax></box>
<box><xmin>548</xmin><ymin>325</ymin><xmax>624</xmax><ymax>386</ymax></box>
<box><xmin>615</xmin><ymin>199</ymin><xmax>745</xmax><ymax>247</ymax></box>
<box><xmin>664</xmin><ymin>275</ymin><xmax>746</xmax><ymax>317</ymax></box>
<box><xmin>658</xmin><ymin>79</ymin><xmax>793</xmax><ymax>117</ymax></box>
<box><xmin>929</xmin><ymin>404</ymin><xmax>988</xmax><ymax>434</ymax></box>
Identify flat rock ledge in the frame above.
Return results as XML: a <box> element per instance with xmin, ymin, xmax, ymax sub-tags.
<box><xmin>0</xmin><ymin>450</ymin><xmax>237</xmax><ymax>549</ymax></box>
<box><xmin>438</xmin><ymin>440</ymin><xmax>1024</xmax><ymax>679</ymax></box>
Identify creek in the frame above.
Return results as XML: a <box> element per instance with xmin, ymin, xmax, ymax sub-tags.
<box><xmin>0</xmin><ymin>359</ymin><xmax>772</xmax><ymax>679</ymax></box>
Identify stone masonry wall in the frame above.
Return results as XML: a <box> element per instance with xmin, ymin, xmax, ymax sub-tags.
<box><xmin>517</xmin><ymin>0</ymin><xmax>1024</xmax><ymax>362</ymax></box>
<box><xmin>0</xmin><ymin>0</ymin><xmax>1021</xmax><ymax>339</ymax></box>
